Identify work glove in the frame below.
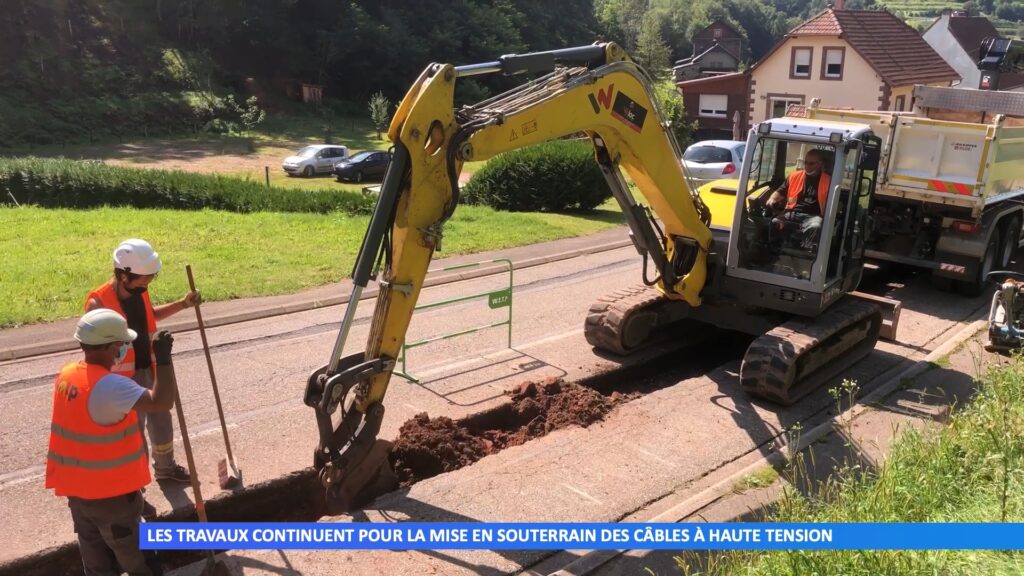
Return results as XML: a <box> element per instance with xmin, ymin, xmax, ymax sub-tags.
<box><xmin>153</xmin><ymin>331</ymin><xmax>174</xmax><ymax>366</ymax></box>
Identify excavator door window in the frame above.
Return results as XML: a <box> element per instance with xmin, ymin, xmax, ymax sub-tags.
<box><xmin>736</xmin><ymin>138</ymin><xmax>839</xmax><ymax>283</ymax></box>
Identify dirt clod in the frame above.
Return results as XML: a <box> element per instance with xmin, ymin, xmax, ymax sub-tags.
<box><xmin>389</xmin><ymin>378</ymin><xmax>613</xmax><ymax>486</ymax></box>
<box><xmin>388</xmin><ymin>414</ymin><xmax>488</xmax><ymax>487</ymax></box>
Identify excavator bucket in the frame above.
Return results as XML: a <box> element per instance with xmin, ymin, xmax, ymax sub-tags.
<box><xmin>849</xmin><ymin>291</ymin><xmax>902</xmax><ymax>341</ymax></box>
<box><xmin>321</xmin><ymin>440</ymin><xmax>398</xmax><ymax>515</ymax></box>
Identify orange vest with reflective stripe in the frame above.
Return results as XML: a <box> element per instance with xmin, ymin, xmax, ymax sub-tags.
<box><xmin>45</xmin><ymin>361</ymin><xmax>150</xmax><ymax>499</ymax></box>
<box><xmin>85</xmin><ymin>281</ymin><xmax>157</xmax><ymax>377</ymax></box>
<box><xmin>784</xmin><ymin>171</ymin><xmax>831</xmax><ymax>215</ymax></box>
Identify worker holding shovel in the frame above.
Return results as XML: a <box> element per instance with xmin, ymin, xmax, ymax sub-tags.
<box><xmin>46</xmin><ymin>309</ymin><xmax>177</xmax><ymax>575</ymax></box>
<box><xmin>85</xmin><ymin>239</ymin><xmax>201</xmax><ymax>516</ymax></box>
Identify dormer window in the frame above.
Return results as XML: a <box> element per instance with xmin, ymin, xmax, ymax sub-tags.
<box><xmin>791</xmin><ymin>47</ymin><xmax>812</xmax><ymax>78</ymax></box>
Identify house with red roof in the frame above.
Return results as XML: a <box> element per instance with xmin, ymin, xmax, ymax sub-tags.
<box><xmin>746</xmin><ymin>4</ymin><xmax>959</xmax><ymax>125</ymax></box>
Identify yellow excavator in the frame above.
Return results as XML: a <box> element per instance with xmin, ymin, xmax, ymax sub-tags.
<box><xmin>303</xmin><ymin>42</ymin><xmax>897</xmax><ymax>511</ymax></box>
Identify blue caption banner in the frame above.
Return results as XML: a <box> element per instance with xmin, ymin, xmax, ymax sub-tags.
<box><xmin>140</xmin><ymin>522</ymin><xmax>1024</xmax><ymax>551</ymax></box>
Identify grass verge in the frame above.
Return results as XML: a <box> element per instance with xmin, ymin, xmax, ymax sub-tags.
<box><xmin>0</xmin><ymin>203</ymin><xmax>622</xmax><ymax>327</ymax></box>
<box><xmin>676</xmin><ymin>360</ymin><xmax>1024</xmax><ymax>575</ymax></box>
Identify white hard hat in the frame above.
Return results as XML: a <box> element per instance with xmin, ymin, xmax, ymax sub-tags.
<box><xmin>113</xmin><ymin>239</ymin><xmax>162</xmax><ymax>275</ymax></box>
<box><xmin>74</xmin><ymin>309</ymin><xmax>138</xmax><ymax>345</ymax></box>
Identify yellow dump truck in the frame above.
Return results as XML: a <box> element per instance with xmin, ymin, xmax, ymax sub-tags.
<box><xmin>794</xmin><ymin>85</ymin><xmax>1024</xmax><ymax>294</ymax></box>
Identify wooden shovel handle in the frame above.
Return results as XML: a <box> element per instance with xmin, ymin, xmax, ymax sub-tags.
<box><xmin>185</xmin><ymin>265</ymin><xmax>236</xmax><ymax>465</ymax></box>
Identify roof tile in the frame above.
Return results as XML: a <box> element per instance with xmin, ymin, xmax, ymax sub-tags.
<box><xmin>945</xmin><ymin>16</ymin><xmax>1001</xmax><ymax>60</ymax></box>
<box><xmin>834</xmin><ymin>10</ymin><xmax>958</xmax><ymax>85</ymax></box>
<box><xmin>792</xmin><ymin>9</ymin><xmax>959</xmax><ymax>86</ymax></box>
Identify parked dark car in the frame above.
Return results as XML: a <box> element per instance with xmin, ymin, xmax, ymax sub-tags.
<box><xmin>334</xmin><ymin>150</ymin><xmax>392</xmax><ymax>183</ymax></box>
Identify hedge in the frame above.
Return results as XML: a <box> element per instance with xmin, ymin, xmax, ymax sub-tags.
<box><xmin>462</xmin><ymin>140</ymin><xmax>612</xmax><ymax>212</ymax></box>
<box><xmin>0</xmin><ymin>157</ymin><xmax>375</xmax><ymax>215</ymax></box>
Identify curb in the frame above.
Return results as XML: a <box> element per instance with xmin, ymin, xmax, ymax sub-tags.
<box><xmin>0</xmin><ymin>240</ymin><xmax>634</xmax><ymax>362</ymax></box>
<box><xmin>545</xmin><ymin>318</ymin><xmax>988</xmax><ymax>576</ymax></box>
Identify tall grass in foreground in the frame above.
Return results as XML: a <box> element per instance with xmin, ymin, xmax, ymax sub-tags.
<box><xmin>675</xmin><ymin>364</ymin><xmax>1024</xmax><ymax>575</ymax></box>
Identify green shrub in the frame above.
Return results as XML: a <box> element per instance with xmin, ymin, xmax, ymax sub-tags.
<box><xmin>462</xmin><ymin>140</ymin><xmax>611</xmax><ymax>212</ymax></box>
<box><xmin>0</xmin><ymin>157</ymin><xmax>374</xmax><ymax>215</ymax></box>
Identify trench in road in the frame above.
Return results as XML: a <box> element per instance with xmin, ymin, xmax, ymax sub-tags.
<box><xmin>1</xmin><ymin>331</ymin><xmax>755</xmax><ymax>576</ymax></box>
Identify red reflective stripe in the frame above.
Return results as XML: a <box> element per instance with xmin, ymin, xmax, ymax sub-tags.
<box><xmin>953</xmin><ymin>183</ymin><xmax>971</xmax><ymax>195</ymax></box>
<box><xmin>929</xmin><ymin>180</ymin><xmax>948</xmax><ymax>193</ymax></box>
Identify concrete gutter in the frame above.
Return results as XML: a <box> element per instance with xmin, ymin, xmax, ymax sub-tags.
<box><xmin>544</xmin><ymin>318</ymin><xmax>988</xmax><ymax>576</ymax></box>
<box><xmin>0</xmin><ymin>239</ymin><xmax>634</xmax><ymax>362</ymax></box>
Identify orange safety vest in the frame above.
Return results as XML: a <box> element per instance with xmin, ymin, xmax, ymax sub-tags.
<box><xmin>784</xmin><ymin>171</ymin><xmax>832</xmax><ymax>215</ymax></box>
<box><xmin>45</xmin><ymin>361</ymin><xmax>150</xmax><ymax>499</ymax></box>
<box><xmin>85</xmin><ymin>281</ymin><xmax>157</xmax><ymax>377</ymax></box>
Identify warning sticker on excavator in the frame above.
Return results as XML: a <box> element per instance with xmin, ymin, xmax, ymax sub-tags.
<box><xmin>611</xmin><ymin>92</ymin><xmax>647</xmax><ymax>133</ymax></box>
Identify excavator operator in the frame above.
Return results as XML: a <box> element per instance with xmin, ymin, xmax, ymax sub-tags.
<box><xmin>766</xmin><ymin>149</ymin><xmax>832</xmax><ymax>250</ymax></box>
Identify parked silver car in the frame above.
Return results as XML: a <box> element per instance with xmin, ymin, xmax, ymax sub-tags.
<box><xmin>681</xmin><ymin>140</ymin><xmax>745</xmax><ymax>186</ymax></box>
<box><xmin>282</xmin><ymin>144</ymin><xmax>349</xmax><ymax>177</ymax></box>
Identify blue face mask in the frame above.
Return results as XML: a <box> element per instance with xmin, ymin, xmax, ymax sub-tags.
<box><xmin>113</xmin><ymin>342</ymin><xmax>130</xmax><ymax>364</ymax></box>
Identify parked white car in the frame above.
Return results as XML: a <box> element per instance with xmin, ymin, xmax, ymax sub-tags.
<box><xmin>282</xmin><ymin>144</ymin><xmax>349</xmax><ymax>177</ymax></box>
<box><xmin>681</xmin><ymin>140</ymin><xmax>745</xmax><ymax>186</ymax></box>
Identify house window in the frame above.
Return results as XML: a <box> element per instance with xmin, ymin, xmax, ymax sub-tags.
<box><xmin>713</xmin><ymin>27</ymin><xmax>722</xmax><ymax>39</ymax></box>
<box><xmin>699</xmin><ymin>94</ymin><xmax>729</xmax><ymax>118</ymax></box>
<box><xmin>769</xmin><ymin>96</ymin><xmax>803</xmax><ymax>119</ymax></box>
<box><xmin>791</xmin><ymin>47</ymin><xmax>812</xmax><ymax>78</ymax></box>
<box><xmin>894</xmin><ymin>95</ymin><xmax>906</xmax><ymax>111</ymax></box>
<box><xmin>822</xmin><ymin>47</ymin><xmax>844</xmax><ymax>80</ymax></box>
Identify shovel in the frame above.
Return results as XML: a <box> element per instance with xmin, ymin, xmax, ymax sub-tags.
<box><xmin>165</xmin><ymin>354</ymin><xmax>233</xmax><ymax>576</ymax></box>
<box><xmin>186</xmin><ymin>265</ymin><xmax>242</xmax><ymax>489</ymax></box>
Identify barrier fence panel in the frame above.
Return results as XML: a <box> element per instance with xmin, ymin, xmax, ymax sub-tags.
<box><xmin>394</xmin><ymin>258</ymin><xmax>513</xmax><ymax>383</ymax></box>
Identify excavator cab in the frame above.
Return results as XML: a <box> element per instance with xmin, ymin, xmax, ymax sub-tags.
<box><xmin>726</xmin><ymin>119</ymin><xmax>881</xmax><ymax>317</ymax></box>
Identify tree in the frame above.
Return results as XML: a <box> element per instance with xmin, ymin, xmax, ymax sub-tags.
<box><xmin>652</xmin><ymin>78</ymin><xmax>694</xmax><ymax>148</ymax></box>
<box><xmin>239</xmin><ymin>96</ymin><xmax>265</xmax><ymax>132</ymax></box>
<box><xmin>368</xmin><ymin>91</ymin><xmax>391</xmax><ymax>140</ymax></box>
<box><xmin>634</xmin><ymin>12</ymin><xmax>672</xmax><ymax>79</ymax></box>
<box><xmin>594</xmin><ymin>0</ymin><xmax>649</xmax><ymax>50</ymax></box>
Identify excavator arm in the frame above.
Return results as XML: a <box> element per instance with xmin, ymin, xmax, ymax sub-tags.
<box><xmin>303</xmin><ymin>43</ymin><xmax>713</xmax><ymax>511</ymax></box>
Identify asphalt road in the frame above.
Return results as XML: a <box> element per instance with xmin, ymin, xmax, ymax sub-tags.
<box><xmin>0</xmin><ymin>243</ymin><xmax>997</xmax><ymax>566</ymax></box>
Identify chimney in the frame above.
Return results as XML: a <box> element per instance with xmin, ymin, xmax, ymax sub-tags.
<box><xmin>835</xmin><ymin>0</ymin><xmax>845</xmax><ymax>10</ymax></box>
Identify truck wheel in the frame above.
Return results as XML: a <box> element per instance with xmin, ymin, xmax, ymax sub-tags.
<box><xmin>999</xmin><ymin>216</ymin><xmax>1020</xmax><ymax>268</ymax></box>
<box><xmin>957</xmin><ymin>228</ymin><xmax>1000</xmax><ymax>297</ymax></box>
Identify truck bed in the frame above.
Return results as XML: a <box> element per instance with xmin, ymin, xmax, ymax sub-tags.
<box><xmin>798</xmin><ymin>90</ymin><xmax>1024</xmax><ymax>218</ymax></box>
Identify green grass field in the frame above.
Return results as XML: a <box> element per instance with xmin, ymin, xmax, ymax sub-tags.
<box><xmin>0</xmin><ymin>201</ymin><xmax>622</xmax><ymax>327</ymax></box>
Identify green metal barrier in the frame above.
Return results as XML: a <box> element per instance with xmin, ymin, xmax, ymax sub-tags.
<box><xmin>394</xmin><ymin>258</ymin><xmax>514</xmax><ymax>383</ymax></box>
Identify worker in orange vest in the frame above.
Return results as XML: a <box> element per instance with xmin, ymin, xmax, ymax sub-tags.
<box><xmin>46</xmin><ymin>309</ymin><xmax>178</xmax><ymax>575</ymax></box>
<box><xmin>84</xmin><ymin>239</ymin><xmax>200</xmax><ymax>514</ymax></box>
<box><xmin>766</xmin><ymin>149</ymin><xmax>833</xmax><ymax>250</ymax></box>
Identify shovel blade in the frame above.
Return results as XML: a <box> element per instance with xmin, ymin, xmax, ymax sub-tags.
<box><xmin>217</xmin><ymin>458</ymin><xmax>242</xmax><ymax>490</ymax></box>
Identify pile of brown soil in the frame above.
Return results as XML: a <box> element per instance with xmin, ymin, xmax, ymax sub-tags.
<box><xmin>480</xmin><ymin>378</ymin><xmax>612</xmax><ymax>449</ymax></box>
<box><xmin>388</xmin><ymin>378</ymin><xmax>613</xmax><ymax>486</ymax></box>
<box><xmin>388</xmin><ymin>413</ymin><xmax>488</xmax><ymax>486</ymax></box>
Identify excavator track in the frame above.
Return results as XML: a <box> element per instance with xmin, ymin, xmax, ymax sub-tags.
<box><xmin>584</xmin><ymin>285</ymin><xmax>672</xmax><ymax>355</ymax></box>
<box><xmin>740</xmin><ymin>298</ymin><xmax>882</xmax><ymax>406</ymax></box>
